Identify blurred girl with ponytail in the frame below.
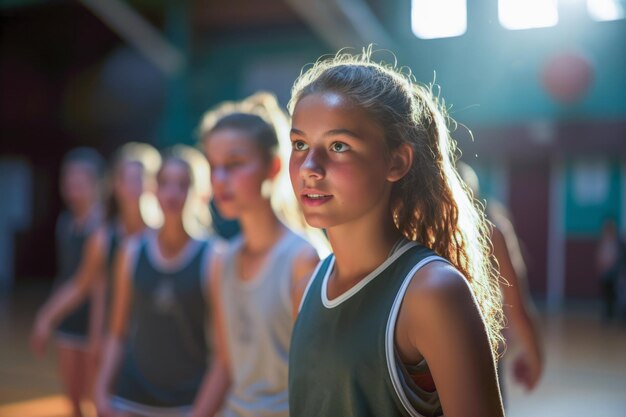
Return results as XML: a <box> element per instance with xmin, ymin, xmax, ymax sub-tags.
<box><xmin>288</xmin><ymin>48</ymin><xmax>505</xmax><ymax>417</ymax></box>
<box><xmin>192</xmin><ymin>92</ymin><xmax>324</xmax><ymax>417</ymax></box>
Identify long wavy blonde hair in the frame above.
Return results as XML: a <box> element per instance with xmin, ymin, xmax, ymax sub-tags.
<box><xmin>288</xmin><ymin>48</ymin><xmax>503</xmax><ymax>354</ymax></box>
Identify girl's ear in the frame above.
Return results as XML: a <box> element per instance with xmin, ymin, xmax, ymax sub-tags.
<box><xmin>386</xmin><ymin>143</ymin><xmax>413</xmax><ymax>183</ymax></box>
<box><xmin>267</xmin><ymin>155</ymin><xmax>281</xmax><ymax>180</ymax></box>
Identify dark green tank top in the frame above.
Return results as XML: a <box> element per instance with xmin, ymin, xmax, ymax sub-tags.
<box><xmin>105</xmin><ymin>221</ymin><xmax>121</xmax><ymax>275</ymax></box>
<box><xmin>54</xmin><ymin>210</ymin><xmax>101</xmax><ymax>339</ymax></box>
<box><xmin>289</xmin><ymin>242</ymin><xmax>445</xmax><ymax>417</ymax></box>
<box><xmin>114</xmin><ymin>233</ymin><xmax>211</xmax><ymax>408</ymax></box>
<box><xmin>103</xmin><ymin>221</ymin><xmax>127</xmax><ymax>322</ymax></box>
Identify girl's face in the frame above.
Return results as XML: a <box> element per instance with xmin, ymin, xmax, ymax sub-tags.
<box><xmin>156</xmin><ymin>160</ymin><xmax>191</xmax><ymax>217</ymax></box>
<box><xmin>204</xmin><ymin>128</ymin><xmax>272</xmax><ymax>219</ymax></box>
<box><xmin>289</xmin><ymin>92</ymin><xmax>395</xmax><ymax>229</ymax></box>
<box><xmin>114</xmin><ymin>161</ymin><xmax>145</xmax><ymax>206</ymax></box>
<box><xmin>60</xmin><ymin>162</ymin><xmax>98</xmax><ymax>212</ymax></box>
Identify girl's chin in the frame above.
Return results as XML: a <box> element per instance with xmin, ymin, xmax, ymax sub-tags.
<box><xmin>161</xmin><ymin>203</ymin><xmax>186</xmax><ymax>214</ymax></box>
<box><xmin>213</xmin><ymin>204</ymin><xmax>240</xmax><ymax>220</ymax></box>
<box><xmin>302</xmin><ymin>214</ymin><xmax>333</xmax><ymax>230</ymax></box>
<box><xmin>219</xmin><ymin>212</ymin><xmax>240</xmax><ymax>221</ymax></box>
<box><xmin>162</xmin><ymin>210</ymin><xmax>185</xmax><ymax>218</ymax></box>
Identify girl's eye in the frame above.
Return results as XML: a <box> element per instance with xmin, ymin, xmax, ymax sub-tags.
<box><xmin>292</xmin><ymin>140</ymin><xmax>309</xmax><ymax>151</ymax></box>
<box><xmin>330</xmin><ymin>142</ymin><xmax>349</xmax><ymax>153</ymax></box>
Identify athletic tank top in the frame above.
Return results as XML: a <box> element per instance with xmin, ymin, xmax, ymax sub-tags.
<box><xmin>105</xmin><ymin>221</ymin><xmax>121</xmax><ymax>274</ymax></box>
<box><xmin>220</xmin><ymin>229</ymin><xmax>311</xmax><ymax>417</ymax></box>
<box><xmin>114</xmin><ymin>231</ymin><xmax>212</xmax><ymax>409</ymax></box>
<box><xmin>54</xmin><ymin>209</ymin><xmax>101</xmax><ymax>339</ymax></box>
<box><xmin>103</xmin><ymin>221</ymin><xmax>147</xmax><ymax>324</ymax></box>
<box><xmin>289</xmin><ymin>241</ymin><xmax>446</xmax><ymax>417</ymax></box>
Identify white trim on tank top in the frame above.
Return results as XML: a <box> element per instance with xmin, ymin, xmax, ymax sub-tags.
<box><xmin>321</xmin><ymin>240</ymin><xmax>418</xmax><ymax>309</ymax></box>
<box><xmin>110</xmin><ymin>395</ymin><xmax>192</xmax><ymax>417</ymax></box>
<box><xmin>385</xmin><ymin>255</ymin><xmax>449</xmax><ymax>417</ymax></box>
<box><xmin>298</xmin><ymin>257</ymin><xmax>325</xmax><ymax>312</ymax></box>
<box><xmin>145</xmin><ymin>229</ymin><xmax>204</xmax><ymax>273</ymax></box>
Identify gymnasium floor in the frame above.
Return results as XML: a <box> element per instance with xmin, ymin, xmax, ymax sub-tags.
<box><xmin>1</xmin><ymin>285</ymin><xmax>625</xmax><ymax>417</ymax></box>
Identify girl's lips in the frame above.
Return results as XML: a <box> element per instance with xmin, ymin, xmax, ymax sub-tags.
<box><xmin>300</xmin><ymin>192</ymin><xmax>333</xmax><ymax>207</ymax></box>
<box><xmin>214</xmin><ymin>194</ymin><xmax>235</xmax><ymax>203</ymax></box>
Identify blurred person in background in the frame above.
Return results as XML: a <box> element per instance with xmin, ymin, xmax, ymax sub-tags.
<box><xmin>596</xmin><ymin>216</ymin><xmax>626</xmax><ymax>322</ymax></box>
<box><xmin>34</xmin><ymin>147</ymin><xmax>106</xmax><ymax>417</ymax></box>
<box><xmin>94</xmin><ymin>146</ymin><xmax>214</xmax><ymax>417</ymax></box>
<box><xmin>458</xmin><ymin>162</ymin><xmax>544</xmax><ymax>394</ymax></box>
<box><xmin>192</xmin><ymin>92</ymin><xmax>322</xmax><ymax>417</ymax></box>
<box><xmin>287</xmin><ymin>50</ymin><xmax>504</xmax><ymax>417</ymax></box>
<box><xmin>31</xmin><ymin>142</ymin><xmax>161</xmax><ymax>365</ymax></box>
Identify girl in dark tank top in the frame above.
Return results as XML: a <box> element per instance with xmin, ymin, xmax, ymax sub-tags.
<box><xmin>94</xmin><ymin>146</ymin><xmax>214</xmax><ymax>417</ymax></box>
<box><xmin>287</xmin><ymin>49</ymin><xmax>505</xmax><ymax>417</ymax></box>
<box><xmin>31</xmin><ymin>143</ymin><xmax>160</xmax><ymax>355</ymax></box>
<box><xmin>31</xmin><ymin>147</ymin><xmax>104</xmax><ymax>417</ymax></box>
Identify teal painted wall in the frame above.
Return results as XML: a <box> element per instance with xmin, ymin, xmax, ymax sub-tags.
<box><xmin>157</xmin><ymin>1</ymin><xmax>626</xmax><ymax>144</ymax></box>
<box><xmin>159</xmin><ymin>15</ymin><xmax>329</xmax><ymax>146</ymax></box>
<box><xmin>564</xmin><ymin>159</ymin><xmax>623</xmax><ymax>236</ymax></box>
<box><xmin>386</xmin><ymin>1</ymin><xmax>626</xmax><ymax>125</ymax></box>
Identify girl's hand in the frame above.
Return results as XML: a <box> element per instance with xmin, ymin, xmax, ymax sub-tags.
<box><xmin>513</xmin><ymin>350</ymin><xmax>542</xmax><ymax>391</ymax></box>
<box><xmin>30</xmin><ymin>316</ymin><xmax>52</xmax><ymax>357</ymax></box>
<box><xmin>94</xmin><ymin>388</ymin><xmax>115</xmax><ymax>417</ymax></box>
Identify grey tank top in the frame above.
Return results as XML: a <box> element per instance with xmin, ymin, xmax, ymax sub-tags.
<box><xmin>220</xmin><ymin>229</ymin><xmax>312</xmax><ymax>417</ymax></box>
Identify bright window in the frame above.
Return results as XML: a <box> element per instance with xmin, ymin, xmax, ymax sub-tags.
<box><xmin>587</xmin><ymin>0</ymin><xmax>625</xmax><ymax>21</ymax></box>
<box><xmin>411</xmin><ymin>0</ymin><xmax>467</xmax><ymax>39</ymax></box>
<box><xmin>498</xmin><ymin>0</ymin><xmax>559</xmax><ymax>30</ymax></box>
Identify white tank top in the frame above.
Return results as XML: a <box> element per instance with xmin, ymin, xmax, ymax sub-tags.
<box><xmin>220</xmin><ymin>229</ymin><xmax>311</xmax><ymax>417</ymax></box>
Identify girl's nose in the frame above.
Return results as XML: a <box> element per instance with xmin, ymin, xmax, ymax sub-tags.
<box><xmin>300</xmin><ymin>149</ymin><xmax>325</xmax><ymax>180</ymax></box>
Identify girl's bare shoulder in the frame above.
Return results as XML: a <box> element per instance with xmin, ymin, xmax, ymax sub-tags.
<box><xmin>402</xmin><ymin>261</ymin><xmax>478</xmax><ymax>332</ymax></box>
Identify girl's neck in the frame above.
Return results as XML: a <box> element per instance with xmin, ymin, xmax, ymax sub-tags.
<box><xmin>72</xmin><ymin>201</ymin><xmax>98</xmax><ymax>225</ymax></box>
<box><xmin>158</xmin><ymin>217</ymin><xmax>190</xmax><ymax>258</ymax></box>
<box><xmin>238</xmin><ymin>200</ymin><xmax>285</xmax><ymax>255</ymax></box>
<box><xmin>327</xmin><ymin>210</ymin><xmax>403</xmax><ymax>284</ymax></box>
<box><xmin>119</xmin><ymin>202</ymin><xmax>146</xmax><ymax>235</ymax></box>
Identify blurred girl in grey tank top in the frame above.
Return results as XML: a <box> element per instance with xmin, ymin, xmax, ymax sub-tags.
<box><xmin>95</xmin><ymin>146</ymin><xmax>215</xmax><ymax>417</ymax></box>
<box><xmin>192</xmin><ymin>92</ymin><xmax>326</xmax><ymax>417</ymax></box>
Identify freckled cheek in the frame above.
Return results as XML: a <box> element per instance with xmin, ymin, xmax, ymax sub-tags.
<box><xmin>230</xmin><ymin>167</ymin><xmax>264</xmax><ymax>197</ymax></box>
<box><xmin>288</xmin><ymin>156</ymin><xmax>303</xmax><ymax>187</ymax></box>
<box><xmin>329</xmin><ymin>162</ymin><xmax>376</xmax><ymax>200</ymax></box>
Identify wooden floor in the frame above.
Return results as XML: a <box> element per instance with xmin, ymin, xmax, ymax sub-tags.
<box><xmin>1</xmin><ymin>285</ymin><xmax>625</xmax><ymax>417</ymax></box>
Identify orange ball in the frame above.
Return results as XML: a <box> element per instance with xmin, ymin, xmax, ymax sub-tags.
<box><xmin>541</xmin><ymin>51</ymin><xmax>594</xmax><ymax>104</ymax></box>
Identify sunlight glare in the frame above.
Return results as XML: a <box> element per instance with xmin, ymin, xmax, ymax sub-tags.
<box><xmin>499</xmin><ymin>0</ymin><xmax>559</xmax><ymax>30</ymax></box>
<box><xmin>587</xmin><ymin>0</ymin><xmax>625</xmax><ymax>21</ymax></box>
<box><xmin>412</xmin><ymin>0</ymin><xmax>467</xmax><ymax>39</ymax></box>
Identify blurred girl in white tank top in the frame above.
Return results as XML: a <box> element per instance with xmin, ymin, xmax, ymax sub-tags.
<box><xmin>192</xmin><ymin>92</ymin><xmax>327</xmax><ymax>417</ymax></box>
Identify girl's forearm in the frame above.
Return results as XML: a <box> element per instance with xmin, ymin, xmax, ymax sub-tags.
<box><xmin>190</xmin><ymin>359</ymin><xmax>231</xmax><ymax>417</ymax></box>
<box><xmin>39</xmin><ymin>278</ymin><xmax>90</xmax><ymax>329</ymax></box>
<box><xmin>95</xmin><ymin>335</ymin><xmax>124</xmax><ymax>396</ymax></box>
